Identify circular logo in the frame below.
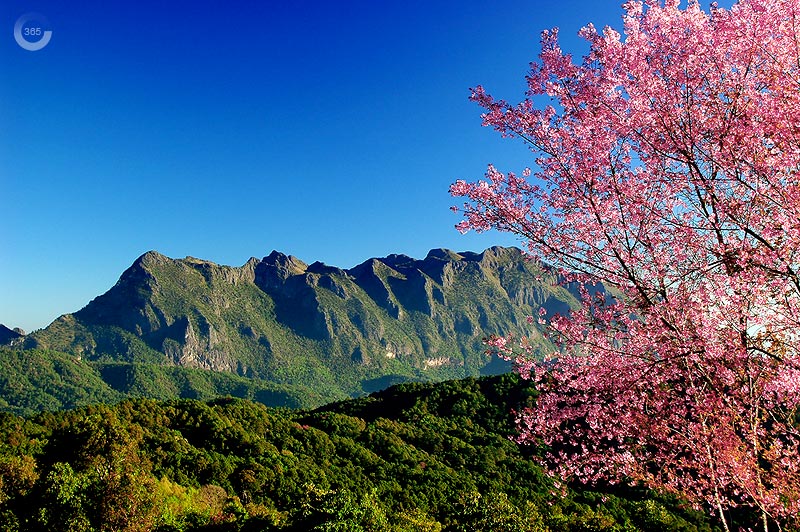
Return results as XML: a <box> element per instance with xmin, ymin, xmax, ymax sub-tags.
<box><xmin>14</xmin><ymin>13</ymin><xmax>52</xmax><ymax>51</ymax></box>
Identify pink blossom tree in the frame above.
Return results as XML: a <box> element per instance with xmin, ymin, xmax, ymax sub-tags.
<box><xmin>451</xmin><ymin>0</ymin><xmax>800</xmax><ymax>530</ymax></box>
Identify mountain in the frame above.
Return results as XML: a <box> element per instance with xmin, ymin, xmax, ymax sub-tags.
<box><xmin>0</xmin><ymin>324</ymin><xmax>23</xmax><ymax>345</ymax></box>
<box><xmin>19</xmin><ymin>246</ymin><xmax>579</xmax><ymax>405</ymax></box>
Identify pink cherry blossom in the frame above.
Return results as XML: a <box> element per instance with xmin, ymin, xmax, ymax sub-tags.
<box><xmin>452</xmin><ymin>0</ymin><xmax>800</xmax><ymax>530</ymax></box>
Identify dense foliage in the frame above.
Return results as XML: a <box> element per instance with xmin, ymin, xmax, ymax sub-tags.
<box><xmin>0</xmin><ymin>373</ymin><xmax>718</xmax><ymax>531</ymax></box>
<box><xmin>0</xmin><ymin>347</ymin><xmax>323</xmax><ymax>416</ymax></box>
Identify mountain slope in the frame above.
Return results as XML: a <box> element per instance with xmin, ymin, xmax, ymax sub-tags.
<box><xmin>23</xmin><ymin>246</ymin><xmax>578</xmax><ymax>402</ymax></box>
<box><xmin>0</xmin><ymin>346</ymin><xmax>335</xmax><ymax>416</ymax></box>
<box><xmin>0</xmin><ymin>347</ymin><xmax>122</xmax><ymax>415</ymax></box>
<box><xmin>0</xmin><ymin>325</ymin><xmax>23</xmax><ymax>346</ymax></box>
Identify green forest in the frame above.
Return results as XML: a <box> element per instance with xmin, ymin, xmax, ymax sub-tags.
<box><xmin>0</xmin><ymin>371</ymin><xmax>724</xmax><ymax>531</ymax></box>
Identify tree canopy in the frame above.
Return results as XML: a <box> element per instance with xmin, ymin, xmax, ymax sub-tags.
<box><xmin>451</xmin><ymin>0</ymin><xmax>800</xmax><ymax>530</ymax></box>
<box><xmin>0</xmin><ymin>374</ymin><xmax>717</xmax><ymax>531</ymax></box>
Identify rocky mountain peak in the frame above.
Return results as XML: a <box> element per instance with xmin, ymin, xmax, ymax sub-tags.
<box><xmin>378</xmin><ymin>254</ymin><xmax>416</xmax><ymax>271</ymax></box>
<box><xmin>133</xmin><ymin>250</ymin><xmax>170</xmax><ymax>269</ymax></box>
<box><xmin>0</xmin><ymin>324</ymin><xmax>23</xmax><ymax>346</ymax></box>
<box><xmin>306</xmin><ymin>261</ymin><xmax>347</xmax><ymax>277</ymax></box>
<box><xmin>261</xmin><ymin>251</ymin><xmax>308</xmax><ymax>275</ymax></box>
<box><xmin>254</xmin><ymin>251</ymin><xmax>308</xmax><ymax>292</ymax></box>
<box><xmin>424</xmin><ymin>248</ymin><xmax>464</xmax><ymax>262</ymax></box>
<box><xmin>115</xmin><ymin>250</ymin><xmax>169</xmax><ymax>288</ymax></box>
<box><xmin>24</xmin><ymin>245</ymin><xmax>583</xmax><ymax>402</ymax></box>
<box><xmin>477</xmin><ymin>246</ymin><xmax>524</xmax><ymax>267</ymax></box>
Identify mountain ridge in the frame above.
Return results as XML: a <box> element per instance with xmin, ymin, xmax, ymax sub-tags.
<box><xmin>15</xmin><ymin>246</ymin><xmax>579</xmax><ymax>404</ymax></box>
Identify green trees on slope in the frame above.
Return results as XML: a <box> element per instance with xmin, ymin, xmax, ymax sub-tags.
<box><xmin>0</xmin><ymin>374</ymin><xmax>721</xmax><ymax>531</ymax></box>
<box><xmin>0</xmin><ymin>347</ymin><xmax>327</xmax><ymax>416</ymax></box>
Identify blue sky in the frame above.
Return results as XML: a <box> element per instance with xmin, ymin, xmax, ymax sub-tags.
<box><xmin>0</xmin><ymin>1</ymin><xmax>709</xmax><ymax>332</ymax></box>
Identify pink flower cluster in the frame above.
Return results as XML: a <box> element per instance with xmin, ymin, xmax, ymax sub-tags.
<box><xmin>453</xmin><ymin>0</ymin><xmax>800</xmax><ymax>529</ymax></box>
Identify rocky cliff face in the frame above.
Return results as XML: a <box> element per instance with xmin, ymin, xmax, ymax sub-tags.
<box><xmin>25</xmin><ymin>246</ymin><xmax>580</xmax><ymax>397</ymax></box>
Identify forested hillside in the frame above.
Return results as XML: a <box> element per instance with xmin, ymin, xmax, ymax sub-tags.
<box><xmin>0</xmin><ymin>347</ymin><xmax>323</xmax><ymax>416</ymax></box>
<box><xmin>0</xmin><ymin>373</ymin><xmax>717</xmax><ymax>531</ymax></box>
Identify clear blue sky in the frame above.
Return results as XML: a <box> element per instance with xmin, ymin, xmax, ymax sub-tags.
<box><xmin>0</xmin><ymin>1</ymin><xmax>715</xmax><ymax>332</ymax></box>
